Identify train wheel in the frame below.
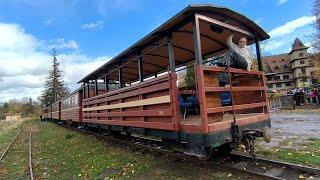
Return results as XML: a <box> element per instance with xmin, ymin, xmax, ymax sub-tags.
<box><xmin>198</xmin><ymin>147</ymin><xmax>219</xmax><ymax>161</ymax></box>
<box><xmin>216</xmin><ymin>143</ymin><xmax>233</xmax><ymax>155</ymax></box>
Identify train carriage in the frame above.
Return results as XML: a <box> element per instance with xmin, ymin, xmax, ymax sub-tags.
<box><xmin>45</xmin><ymin>4</ymin><xmax>271</xmax><ymax>159</ymax></box>
<box><xmin>60</xmin><ymin>88</ymin><xmax>83</xmax><ymax>123</ymax></box>
<box><xmin>51</xmin><ymin>101</ymin><xmax>61</xmax><ymax>120</ymax></box>
<box><xmin>42</xmin><ymin>107</ymin><xmax>49</xmax><ymax>120</ymax></box>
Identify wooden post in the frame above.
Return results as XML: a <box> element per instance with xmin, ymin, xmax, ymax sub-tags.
<box><xmin>82</xmin><ymin>82</ymin><xmax>86</xmax><ymax>99</ymax></box>
<box><xmin>255</xmin><ymin>38</ymin><xmax>263</xmax><ymax>71</ymax></box>
<box><xmin>87</xmin><ymin>81</ymin><xmax>90</xmax><ymax>98</ymax></box>
<box><xmin>118</xmin><ymin>68</ymin><xmax>123</xmax><ymax>88</ymax></box>
<box><xmin>192</xmin><ymin>15</ymin><xmax>202</xmax><ymax>65</ymax></box>
<box><xmin>95</xmin><ymin>79</ymin><xmax>98</xmax><ymax>96</ymax></box>
<box><xmin>104</xmin><ymin>76</ymin><xmax>109</xmax><ymax>92</ymax></box>
<box><xmin>137</xmin><ymin>51</ymin><xmax>144</xmax><ymax>82</ymax></box>
<box><xmin>167</xmin><ymin>33</ymin><xmax>176</xmax><ymax>73</ymax></box>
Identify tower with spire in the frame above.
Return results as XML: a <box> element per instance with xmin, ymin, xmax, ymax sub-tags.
<box><xmin>263</xmin><ymin>38</ymin><xmax>316</xmax><ymax>93</ymax></box>
<box><xmin>289</xmin><ymin>38</ymin><xmax>313</xmax><ymax>88</ymax></box>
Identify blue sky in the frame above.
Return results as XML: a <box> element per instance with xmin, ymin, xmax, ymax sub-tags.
<box><xmin>0</xmin><ymin>0</ymin><xmax>317</xmax><ymax>101</ymax></box>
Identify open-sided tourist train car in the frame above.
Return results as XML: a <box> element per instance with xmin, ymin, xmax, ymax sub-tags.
<box><xmin>77</xmin><ymin>4</ymin><xmax>271</xmax><ymax>158</ymax></box>
<box><xmin>45</xmin><ymin>4</ymin><xmax>271</xmax><ymax>158</ymax></box>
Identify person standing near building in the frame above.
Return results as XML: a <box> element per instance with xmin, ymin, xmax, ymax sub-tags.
<box><xmin>311</xmin><ymin>89</ymin><xmax>317</xmax><ymax>104</ymax></box>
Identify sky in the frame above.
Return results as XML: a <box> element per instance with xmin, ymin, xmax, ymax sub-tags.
<box><xmin>0</xmin><ymin>0</ymin><xmax>317</xmax><ymax>102</ymax></box>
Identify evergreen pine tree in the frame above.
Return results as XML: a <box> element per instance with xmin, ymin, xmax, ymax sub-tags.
<box><xmin>41</xmin><ymin>48</ymin><xmax>69</xmax><ymax>107</ymax></box>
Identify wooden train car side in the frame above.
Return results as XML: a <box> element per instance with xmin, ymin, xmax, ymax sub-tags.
<box><xmin>51</xmin><ymin>101</ymin><xmax>61</xmax><ymax>120</ymax></box>
<box><xmin>82</xmin><ymin>74</ymin><xmax>179</xmax><ymax>130</ymax></box>
<box><xmin>61</xmin><ymin>88</ymin><xmax>83</xmax><ymax>123</ymax></box>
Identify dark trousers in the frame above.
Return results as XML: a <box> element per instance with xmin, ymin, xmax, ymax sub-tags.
<box><xmin>220</xmin><ymin>50</ymin><xmax>248</xmax><ymax>70</ymax></box>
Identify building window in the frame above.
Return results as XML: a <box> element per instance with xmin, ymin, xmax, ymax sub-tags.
<box><xmin>274</xmin><ymin>76</ymin><xmax>280</xmax><ymax>80</ymax></box>
<box><xmin>303</xmin><ymin>78</ymin><xmax>308</xmax><ymax>82</ymax></box>
<box><xmin>276</xmin><ymin>83</ymin><xmax>282</xmax><ymax>88</ymax></box>
<box><xmin>283</xmin><ymin>75</ymin><xmax>289</xmax><ymax>79</ymax></box>
<box><xmin>268</xmin><ymin>84</ymin><xmax>273</xmax><ymax>88</ymax></box>
<box><xmin>301</xmin><ymin>67</ymin><xmax>306</xmax><ymax>74</ymax></box>
<box><xmin>300</xmin><ymin>60</ymin><xmax>305</xmax><ymax>64</ymax></box>
<box><xmin>285</xmin><ymin>82</ymin><xmax>291</xmax><ymax>86</ymax></box>
<box><xmin>299</xmin><ymin>53</ymin><xmax>303</xmax><ymax>57</ymax></box>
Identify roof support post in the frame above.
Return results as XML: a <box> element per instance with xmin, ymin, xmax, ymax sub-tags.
<box><xmin>87</xmin><ymin>81</ymin><xmax>90</xmax><ymax>98</ymax></box>
<box><xmin>82</xmin><ymin>83</ymin><xmax>86</xmax><ymax>99</ymax></box>
<box><xmin>118</xmin><ymin>68</ymin><xmax>123</xmax><ymax>88</ymax></box>
<box><xmin>137</xmin><ymin>51</ymin><xmax>144</xmax><ymax>82</ymax></box>
<box><xmin>167</xmin><ymin>33</ymin><xmax>175</xmax><ymax>73</ymax></box>
<box><xmin>104</xmin><ymin>76</ymin><xmax>109</xmax><ymax>92</ymax></box>
<box><xmin>255</xmin><ymin>37</ymin><xmax>263</xmax><ymax>71</ymax></box>
<box><xmin>95</xmin><ymin>79</ymin><xmax>98</xmax><ymax>96</ymax></box>
<box><xmin>192</xmin><ymin>15</ymin><xmax>202</xmax><ymax>64</ymax></box>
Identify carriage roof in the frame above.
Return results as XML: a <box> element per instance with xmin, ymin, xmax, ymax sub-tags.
<box><xmin>78</xmin><ymin>4</ymin><xmax>269</xmax><ymax>84</ymax></box>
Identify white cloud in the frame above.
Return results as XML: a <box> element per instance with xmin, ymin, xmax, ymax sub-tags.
<box><xmin>49</xmin><ymin>38</ymin><xmax>79</xmax><ymax>50</ymax></box>
<box><xmin>0</xmin><ymin>22</ymin><xmax>109</xmax><ymax>102</ymax></box>
<box><xmin>269</xmin><ymin>16</ymin><xmax>316</xmax><ymax>38</ymax></box>
<box><xmin>262</xmin><ymin>16</ymin><xmax>316</xmax><ymax>54</ymax></box>
<box><xmin>278</xmin><ymin>0</ymin><xmax>288</xmax><ymax>5</ymax></box>
<box><xmin>81</xmin><ymin>20</ymin><xmax>104</xmax><ymax>31</ymax></box>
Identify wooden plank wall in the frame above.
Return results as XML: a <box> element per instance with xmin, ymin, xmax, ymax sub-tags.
<box><xmin>51</xmin><ymin>102</ymin><xmax>60</xmax><ymax>120</ymax></box>
<box><xmin>82</xmin><ymin>74</ymin><xmax>178</xmax><ymax>131</ymax></box>
<box><xmin>196</xmin><ymin>66</ymin><xmax>269</xmax><ymax>133</ymax></box>
<box><xmin>61</xmin><ymin>91</ymin><xmax>82</xmax><ymax>122</ymax></box>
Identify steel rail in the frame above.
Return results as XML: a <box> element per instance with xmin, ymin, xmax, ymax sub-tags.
<box><xmin>29</xmin><ymin>130</ymin><xmax>34</xmax><ymax>180</ymax></box>
<box><xmin>230</xmin><ymin>153</ymin><xmax>320</xmax><ymax>178</ymax></box>
<box><xmin>0</xmin><ymin>128</ymin><xmax>23</xmax><ymax>162</ymax></box>
<box><xmin>209</xmin><ymin>161</ymin><xmax>284</xmax><ymax>180</ymax></box>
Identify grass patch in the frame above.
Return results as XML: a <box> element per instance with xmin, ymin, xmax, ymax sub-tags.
<box><xmin>258</xmin><ymin>138</ymin><xmax>320</xmax><ymax>167</ymax></box>
<box><xmin>0</xmin><ymin>120</ymin><xmax>23</xmax><ymax>154</ymax></box>
<box><xmin>1</xmin><ymin>119</ymin><xmax>252</xmax><ymax>179</ymax></box>
<box><xmin>33</xmin><ymin>121</ymin><xmax>158</xmax><ymax>179</ymax></box>
<box><xmin>0</xmin><ymin>120</ymin><xmax>31</xmax><ymax>179</ymax></box>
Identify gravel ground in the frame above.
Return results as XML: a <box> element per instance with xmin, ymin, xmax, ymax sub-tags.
<box><xmin>259</xmin><ymin>110</ymin><xmax>320</xmax><ymax>148</ymax></box>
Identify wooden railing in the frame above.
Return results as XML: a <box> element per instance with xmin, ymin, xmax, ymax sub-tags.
<box><xmin>82</xmin><ymin>74</ymin><xmax>180</xmax><ymax>131</ymax></box>
<box><xmin>194</xmin><ymin>65</ymin><xmax>270</xmax><ymax>133</ymax></box>
<box><xmin>61</xmin><ymin>106</ymin><xmax>81</xmax><ymax>122</ymax></box>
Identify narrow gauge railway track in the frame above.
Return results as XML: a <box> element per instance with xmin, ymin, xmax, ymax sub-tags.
<box><xmin>29</xmin><ymin>130</ymin><xmax>34</xmax><ymax>180</ymax></box>
<box><xmin>227</xmin><ymin>153</ymin><xmax>320</xmax><ymax>179</ymax></box>
<box><xmin>0</xmin><ymin>128</ymin><xmax>35</xmax><ymax>180</ymax></box>
<box><xmin>0</xmin><ymin>128</ymin><xmax>23</xmax><ymax>162</ymax></box>
<box><xmin>59</xmin><ymin>123</ymin><xmax>320</xmax><ymax>180</ymax></box>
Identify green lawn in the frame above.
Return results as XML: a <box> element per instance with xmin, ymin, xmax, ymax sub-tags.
<box><xmin>257</xmin><ymin>138</ymin><xmax>320</xmax><ymax>168</ymax></box>
<box><xmin>2</xmin><ymin>119</ymin><xmax>319</xmax><ymax>179</ymax></box>
<box><xmin>0</xmin><ymin>119</ymin><xmax>234</xmax><ymax>179</ymax></box>
<box><xmin>0</xmin><ymin>120</ymin><xmax>23</xmax><ymax>154</ymax></box>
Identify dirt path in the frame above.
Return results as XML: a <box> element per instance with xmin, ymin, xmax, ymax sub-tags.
<box><xmin>259</xmin><ymin>110</ymin><xmax>320</xmax><ymax>148</ymax></box>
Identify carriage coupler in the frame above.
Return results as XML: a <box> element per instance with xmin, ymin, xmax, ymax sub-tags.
<box><xmin>231</xmin><ymin>122</ymin><xmax>240</xmax><ymax>146</ymax></box>
<box><xmin>242</xmin><ymin>129</ymin><xmax>263</xmax><ymax>158</ymax></box>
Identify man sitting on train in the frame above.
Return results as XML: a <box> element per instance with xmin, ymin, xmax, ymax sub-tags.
<box><xmin>221</xmin><ymin>34</ymin><xmax>253</xmax><ymax>71</ymax></box>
